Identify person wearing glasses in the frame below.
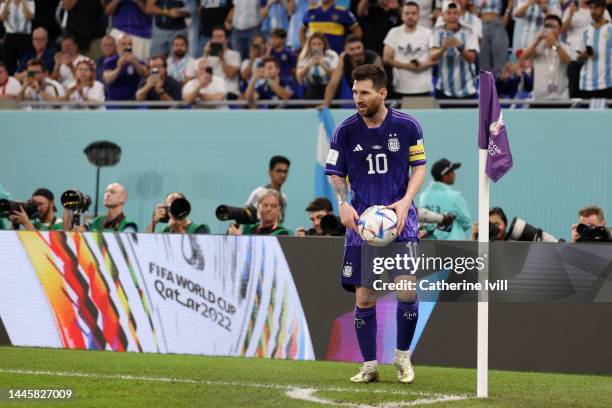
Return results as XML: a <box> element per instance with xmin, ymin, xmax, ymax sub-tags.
<box><xmin>245</xmin><ymin>155</ymin><xmax>290</xmax><ymax>220</ymax></box>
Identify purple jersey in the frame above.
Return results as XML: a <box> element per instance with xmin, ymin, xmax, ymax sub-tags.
<box><xmin>324</xmin><ymin>108</ymin><xmax>426</xmax><ymax>246</ymax></box>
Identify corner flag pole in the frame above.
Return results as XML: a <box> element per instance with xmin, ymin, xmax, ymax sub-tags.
<box><xmin>477</xmin><ymin>148</ymin><xmax>489</xmax><ymax>398</ymax></box>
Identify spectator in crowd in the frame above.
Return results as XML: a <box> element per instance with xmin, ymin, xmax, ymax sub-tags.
<box><xmin>268</xmin><ymin>28</ymin><xmax>296</xmax><ymax>81</ymax></box>
<box><xmin>413</xmin><ymin>0</ymin><xmax>435</xmax><ymax>29</ymax></box>
<box><xmin>383</xmin><ymin>1</ymin><xmax>434</xmax><ymax>98</ymax></box>
<box><xmin>16</xmin><ymin>58</ymin><xmax>65</xmax><ymax>104</ymax></box>
<box><xmin>418</xmin><ymin>158</ymin><xmax>472</xmax><ymax>240</ymax></box>
<box><xmin>434</xmin><ymin>0</ymin><xmax>483</xmax><ymax>40</ymax></box>
<box><xmin>301</xmin><ymin>0</ymin><xmax>363</xmax><ymax>54</ymax></box>
<box><xmin>322</xmin><ymin>35</ymin><xmax>381</xmax><ymax>107</ymax></box>
<box><xmin>198</xmin><ymin>0</ymin><xmax>233</xmax><ymax>58</ymax></box>
<box><xmin>201</xmin><ymin>25</ymin><xmax>241</xmax><ymax>99</ymax></box>
<box><xmin>356</xmin><ymin>0</ymin><xmax>401</xmax><ymax>56</ymax></box>
<box><xmin>63</xmin><ymin>58</ymin><xmax>106</xmax><ymax>107</ymax></box>
<box><xmin>472</xmin><ymin>0</ymin><xmax>507</xmax><ymax>78</ymax></box>
<box><xmin>562</xmin><ymin>0</ymin><xmax>610</xmax><ymax>98</ymax></box>
<box><xmin>87</xmin><ymin>183</ymin><xmax>138</xmax><ymax>232</ymax></box>
<box><xmin>63</xmin><ymin>0</ymin><xmax>107</xmax><ymax>59</ymax></box>
<box><xmin>245</xmin><ymin>55</ymin><xmax>294</xmax><ymax>106</ymax></box>
<box><xmin>7</xmin><ymin>188</ymin><xmax>63</xmax><ymax>231</ymax></box>
<box><xmin>96</xmin><ymin>35</ymin><xmax>117</xmax><ymax>82</ymax></box>
<box><xmin>296</xmin><ymin>32</ymin><xmax>339</xmax><ymax>99</ymax></box>
<box><xmin>229</xmin><ymin>0</ymin><xmax>262</xmax><ymax>60</ymax></box>
<box><xmin>430</xmin><ymin>2</ymin><xmax>479</xmax><ymax>99</ymax></box>
<box><xmin>513</xmin><ymin>0</ymin><xmax>561</xmax><ymax>52</ymax></box>
<box><xmin>521</xmin><ymin>14</ymin><xmax>571</xmax><ymax>101</ymax></box>
<box><xmin>240</xmin><ymin>32</ymin><xmax>267</xmax><ymax>84</ymax></box>
<box><xmin>287</xmin><ymin>0</ymin><xmax>318</xmax><ymax>50</ymax></box>
<box><xmin>571</xmin><ymin>205</ymin><xmax>607</xmax><ymax>242</ymax></box>
<box><xmin>577</xmin><ymin>0</ymin><xmax>612</xmax><ymax>99</ymax></box>
<box><xmin>145</xmin><ymin>0</ymin><xmax>189</xmax><ymax>57</ymax></box>
<box><xmin>51</xmin><ymin>35</ymin><xmax>87</xmax><ymax>88</ymax></box>
<box><xmin>0</xmin><ymin>60</ymin><xmax>22</xmax><ymax>99</ymax></box>
<box><xmin>146</xmin><ymin>192</ymin><xmax>210</xmax><ymax>233</ymax></box>
<box><xmin>229</xmin><ymin>189</ymin><xmax>292</xmax><ymax>235</ymax></box>
<box><xmin>182</xmin><ymin>57</ymin><xmax>226</xmax><ymax>105</ymax></box>
<box><xmin>136</xmin><ymin>55</ymin><xmax>182</xmax><ymax>102</ymax></box>
<box><xmin>105</xmin><ymin>0</ymin><xmax>152</xmax><ymax>62</ymax></box>
<box><xmin>103</xmin><ymin>34</ymin><xmax>148</xmax><ymax>101</ymax></box>
<box><xmin>14</xmin><ymin>27</ymin><xmax>55</xmax><ymax>82</ymax></box>
<box><xmin>245</xmin><ymin>155</ymin><xmax>290</xmax><ymax>216</ymax></box>
<box><xmin>166</xmin><ymin>34</ymin><xmax>196</xmax><ymax>84</ymax></box>
<box><xmin>0</xmin><ymin>0</ymin><xmax>35</xmax><ymax>74</ymax></box>
<box><xmin>470</xmin><ymin>206</ymin><xmax>508</xmax><ymax>240</ymax></box>
<box><xmin>260</xmin><ymin>0</ymin><xmax>292</xmax><ymax>40</ymax></box>
<box><xmin>295</xmin><ymin>196</ymin><xmax>335</xmax><ymax>236</ymax></box>
<box><xmin>495</xmin><ymin>56</ymin><xmax>534</xmax><ymax>98</ymax></box>
<box><xmin>31</xmin><ymin>0</ymin><xmax>61</xmax><ymax>45</ymax></box>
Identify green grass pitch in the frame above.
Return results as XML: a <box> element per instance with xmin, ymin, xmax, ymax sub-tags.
<box><xmin>0</xmin><ymin>346</ymin><xmax>610</xmax><ymax>407</ymax></box>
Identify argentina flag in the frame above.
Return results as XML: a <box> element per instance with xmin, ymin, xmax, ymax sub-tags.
<box><xmin>315</xmin><ymin>108</ymin><xmax>338</xmax><ymax>210</ymax></box>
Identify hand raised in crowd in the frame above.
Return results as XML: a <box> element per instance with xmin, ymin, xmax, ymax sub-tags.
<box><xmin>168</xmin><ymin>7</ymin><xmax>189</xmax><ymax>18</ymax></box>
<box><xmin>118</xmin><ymin>53</ymin><xmax>131</xmax><ymax>68</ymax></box>
<box><xmin>543</xmin><ymin>32</ymin><xmax>557</xmax><ymax>48</ymax></box>
<box><xmin>443</xmin><ymin>37</ymin><xmax>462</xmax><ymax>50</ymax></box>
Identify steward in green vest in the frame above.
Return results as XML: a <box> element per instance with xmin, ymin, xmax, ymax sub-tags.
<box><xmin>87</xmin><ymin>183</ymin><xmax>138</xmax><ymax>232</ymax></box>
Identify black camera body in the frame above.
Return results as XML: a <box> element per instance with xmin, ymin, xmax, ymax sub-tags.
<box><xmin>216</xmin><ymin>205</ymin><xmax>258</xmax><ymax>225</ymax></box>
<box><xmin>0</xmin><ymin>199</ymin><xmax>39</xmax><ymax>219</ymax></box>
<box><xmin>159</xmin><ymin>198</ymin><xmax>191</xmax><ymax>223</ymax></box>
<box><xmin>320</xmin><ymin>214</ymin><xmax>346</xmax><ymax>236</ymax></box>
<box><xmin>61</xmin><ymin>190</ymin><xmax>92</xmax><ymax>213</ymax></box>
<box><xmin>209</xmin><ymin>42</ymin><xmax>224</xmax><ymax>57</ymax></box>
<box><xmin>576</xmin><ymin>223</ymin><xmax>612</xmax><ymax>242</ymax></box>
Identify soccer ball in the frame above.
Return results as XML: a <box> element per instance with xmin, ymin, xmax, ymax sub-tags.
<box><xmin>358</xmin><ymin>206</ymin><xmax>398</xmax><ymax>247</ymax></box>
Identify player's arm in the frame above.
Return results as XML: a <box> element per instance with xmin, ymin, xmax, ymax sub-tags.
<box><xmin>329</xmin><ymin>175</ymin><xmax>359</xmax><ymax>232</ymax></box>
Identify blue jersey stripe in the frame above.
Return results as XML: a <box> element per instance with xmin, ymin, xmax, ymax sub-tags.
<box><xmin>446</xmin><ymin>50</ymin><xmax>456</xmax><ymax>97</ymax></box>
<box><xmin>459</xmin><ymin>32</ymin><xmax>467</xmax><ymax>96</ymax></box>
<box><xmin>581</xmin><ymin>30</ymin><xmax>588</xmax><ymax>90</ymax></box>
<box><xmin>606</xmin><ymin>27</ymin><xmax>612</xmax><ymax>88</ymax></box>
<box><xmin>592</xmin><ymin>28</ymin><xmax>600</xmax><ymax>91</ymax></box>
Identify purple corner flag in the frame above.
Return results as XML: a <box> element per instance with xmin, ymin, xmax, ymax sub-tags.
<box><xmin>478</xmin><ymin>71</ymin><xmax>513</xmax><ymax>182</ymax></box>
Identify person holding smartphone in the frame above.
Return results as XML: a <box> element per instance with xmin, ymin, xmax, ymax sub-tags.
<box><xmin>136</xmin><ymin>55</ymin><xmax>182</xmax><ymax>104</ymax></box>
<box><xmin>296</xmin><ymin>32</ymin><xmax>339</xmax><ymax>99</ymax></box>
<box><xmin>103</xmin><ymin>34</ymin><xmax>148</xmax><ymax>100</ymax></box>
<box><xmin>182</xmin><ymin>57</ymin><xmax>226</xmax><ymax>107</ymax></box>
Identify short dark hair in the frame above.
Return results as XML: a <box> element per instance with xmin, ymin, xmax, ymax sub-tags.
<box><xmin>351</xmin><ymin>64</ymin><xmax>387</xmax><ymax>89</ymax></box>
<box><xmin>270</xmin><ymin>28</ymin><xmax>287</xmax><ymax>39</ymax></box>
<box><xmin>345</xmin><ymin>34</ymin><xmax>362</xmax><ymax>45</ymax></box>
<box><xmin>489</xmin><ymin>207</ymin><xmax>508</xmax><ymax>226</ymax></box>
<box><xmin>149</xmin><ymin>55</ymin><xmax>167</xmax><ymax>68</ymax></box>
<box><xmin>544</xmin><ymin>14</ymin><xmax>562</xmax><ymax>27</ymax></box>
<box><xmin>261</xmin><ymin>55</ymin><xmax>280</xmax><ymax>68</ymax></box>
<box><xmin>27</xmin><ymin>58</ymin><xmax>46</xmax><ymax>71</ymax></box>
<box><xmin>172</xmin><ymin>34</ymin><xmax>189</xmax><ymax>46</ymax></box>
<box><xmin>306</xmin><ymin>197</ymin><xmax>333</xmax><ymax>213</ymax></box>
<box><xmin>579</xmin><ymin>206</ymin><xmax>605</xmax><ymax>222</ymax></box>
<box><xmin>404</xmin><ymin>1</ymin><xmax>420</xmax><ymax>10</ymax></box>
<box><xmin>211</xmin><ymin>25</ymin><xmax>227</xmax><ymax>36</ymax></box>
<box><xmin>269</xmin><ymin>155</ymin><xmax>290</xmax><ymax>170</ymax></box>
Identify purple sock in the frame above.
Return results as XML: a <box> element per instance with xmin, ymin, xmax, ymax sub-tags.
<box><xmin>354</xmin><ymin>305</ymin><xmax>377</xmax><ymax>362</ymax></box>
<box><xmin>396</xmin><ymin>301</ymin><xmax>419</xmax><ymax>352</ymax></box>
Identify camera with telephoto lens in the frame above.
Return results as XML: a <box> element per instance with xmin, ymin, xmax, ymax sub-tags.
<box><xmin>0</xmin><ymin>199</ymin><xmax>39</xmax><ymax>219</ymax></box>
<box><xmin>159</xmin><ymin>198</ymin><xmax>191</xmax><ymax>223</ymax></box>
<box><xmin>215</xmin><ymin>205</ymin><xmax>258</xmax><ymax>225</ymax></box>
<box><xmin>61</xmin><ymin>189</ymin><xmax>92</xmax><ymax>213</ymax></box>
<box><xmin>576</xmin><ymin>224</ymin><xmax>612</xmax><ymax>243</ymax></box>
<box><xmin>506</xmin><ymin>217</ymin><xmax>559</xmax><ymax>242</ymax></box>
<box><xmin>320</xmin><ymin>214</ymin><xmax>346</xmax><ymax>236</ymax></box>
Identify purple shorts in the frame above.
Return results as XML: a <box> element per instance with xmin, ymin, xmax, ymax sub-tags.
<box><xmin>341</xmin><ymin>240</ymin><xmax>419</xmax><ymax>292</ymax></box>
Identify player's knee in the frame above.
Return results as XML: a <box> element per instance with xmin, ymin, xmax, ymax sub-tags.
<box><xmin>396</xmin><ymin>290</ymin><xmax>416</xmax><ymax>303</ymax></box>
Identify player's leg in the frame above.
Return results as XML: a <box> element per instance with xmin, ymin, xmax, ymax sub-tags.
<box><xmin>350</xmin><ymin>286</ymin><xmax>379</xmax><ymax>383</ymax></box>
<box><xmin>394</xmin><ymin>273</ymin><xmax>418</xmax><ymax>383</ymax></box>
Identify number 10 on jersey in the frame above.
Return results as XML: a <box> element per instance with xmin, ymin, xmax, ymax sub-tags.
<box><xmin>366</xmin><ymin>153</ymin><xmax>388</xmax><ymax>174</ymax></box>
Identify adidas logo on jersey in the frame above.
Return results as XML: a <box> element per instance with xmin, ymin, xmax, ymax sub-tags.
<box><xmin>353</xmin><ymin>144</ymin><xmax>363</xmax><ymax>152</ymax></box>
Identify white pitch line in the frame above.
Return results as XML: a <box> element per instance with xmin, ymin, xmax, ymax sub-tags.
<box><xmin>0</xmin><ymin>368</ymin><xmax>470</xmax><ymax>405</ymax></box>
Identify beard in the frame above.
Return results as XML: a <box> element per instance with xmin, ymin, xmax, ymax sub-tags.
<box><xmin>357</xmin><ymin>101</ymin><xmax>382</xmax><ymax>118</ymax></box>
<box><xmin>174</xmin><ymin>49</ymin><xmax>186</xmax><ymax>58</ymax></box>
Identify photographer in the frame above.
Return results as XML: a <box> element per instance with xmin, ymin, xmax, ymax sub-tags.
<box><xmin>295</xmin><ymin>197</ymin><xmax>344</xmax><ymax>237</ymax></box>
<box><xmin>571</xmin><ymin>206</ymin><xmax>608</xmax><ymax>242</ymax></box>
<box><xmin>228</xmin><ymin>189</ymin><xmax>292</xmax><ymax>236</ymax></box>
<box><xmin>146</xmin><ymin>192</ymin><xmax>210</xmax><ymax>234</ymax></box>
<box><xmin>471</xmin><ymin>207</ymin><xmax>508</xmax><ymax>241</ymax></box>
<box><xmin>135</xmin><ymin>55</ymin><xmax>182</xmax><ymax>103</ymax></box>
<box><xmin>7</xmin><ymin>188</ymin><xmax>63</xmax><ymax>231</ymax></box>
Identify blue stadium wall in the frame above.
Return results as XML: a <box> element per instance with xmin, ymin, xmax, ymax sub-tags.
<box><xmin>1</xmin><ymin>110</ymin><xmax>610</xmax><ymax>239</ymax></box>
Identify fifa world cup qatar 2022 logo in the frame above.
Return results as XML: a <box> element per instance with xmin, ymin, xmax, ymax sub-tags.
<box><xmin>488</xmin><ymin>112</ymin><xmax>505</xmax><ymax>157</ymax></box>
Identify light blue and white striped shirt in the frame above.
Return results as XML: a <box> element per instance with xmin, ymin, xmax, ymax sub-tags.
<box><xmin>476</xmin><ymin>0</ymin><xmax>504</xmax><ymax>15</ymax></box>
<box><xmin>579</xmin><ymin>22</ymin><xmax>612</xmax><ymax>91</ymax></box>
<box><xmin>513</xmin><ymin>0</ymin><xmax>561</xmax><ymax>50</ymax></box>
<box><xmin>431</xmin><ymin>25</ymin><xmax>480</xmax><ymax>97</ymax></box>
<box><xmin>232</xmin><ymin>0</ymin><xmax>261</xmax><ymax>30</ymax></box>
<box><xmin>0</xmin><ymin>0</ymin><xmax>35</xmax><ymax>34</ymax></box>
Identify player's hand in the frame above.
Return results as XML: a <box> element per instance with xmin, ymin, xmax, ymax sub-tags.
<box><xmin>339</xmin><ymin>202</ymin><xmax>359</xmax><ymax>233</ymax></box>
<box><xmin>385</xmin><ymin>199</ymin><xmax>411</xmax><ymax>236</ymax></box>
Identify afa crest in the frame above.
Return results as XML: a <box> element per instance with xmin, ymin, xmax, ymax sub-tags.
<box><xmin>388</xmin><ymin>137</ymin><xmax>400</xmax><ymax>152</ymax></box>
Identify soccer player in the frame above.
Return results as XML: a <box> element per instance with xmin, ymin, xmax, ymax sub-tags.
<box><xmin>324</xmin><ymin>64</ymin><xmax>426</xmax><ymax>383</ymax></box>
